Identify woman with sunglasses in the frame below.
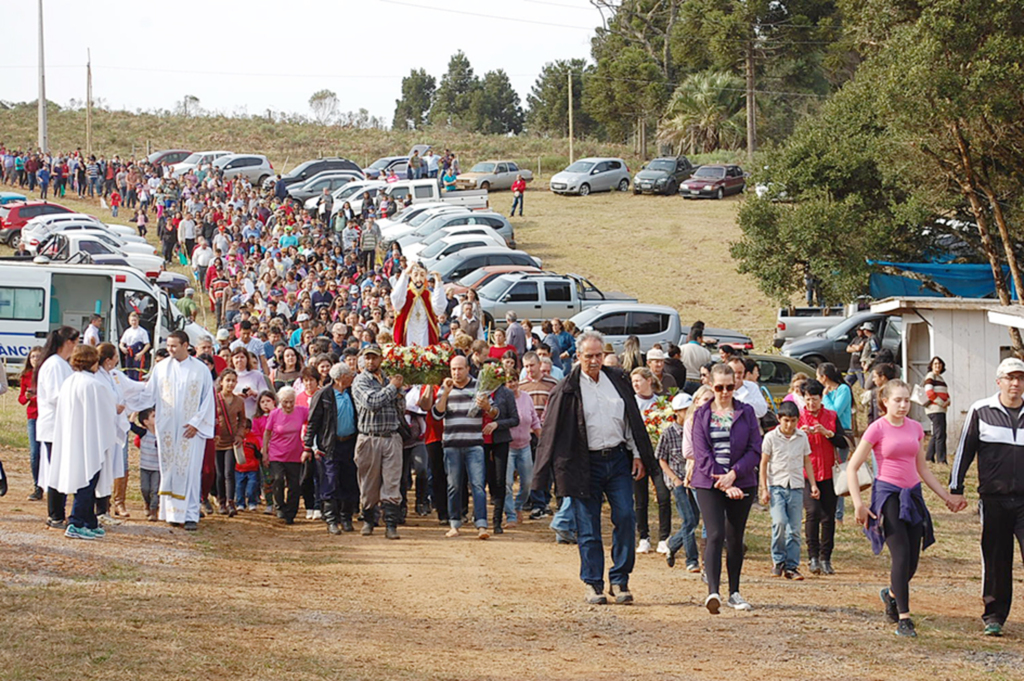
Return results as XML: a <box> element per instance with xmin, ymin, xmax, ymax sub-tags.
<box><xmin>691</xmin><ymin>362</ymin><xmax>763</xmax><ymax>614</ymax></box>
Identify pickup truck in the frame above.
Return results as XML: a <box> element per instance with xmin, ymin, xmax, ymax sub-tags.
<box><xmin>383</xmin><ymin>178</ymin><xmax>489</xmax><ymax>211</ymax></box>
<box><xmin>475</xmin><ymin>272</ymin><xmax>637</xmax><ymax>327</ymax></box>
<box><xmin>774</xmin><ymin>306</ymin><xmax>848</xmax><ymax>347</ymax></box>
<box><xmin>569</xmin><ymin>303</ymin><xmax>752</xmax><ymax>354</ymax></box>
<box><xmin>455</xmin><ymin>160</ymin><xmax>533</xmax><ymax>191</ymax></box>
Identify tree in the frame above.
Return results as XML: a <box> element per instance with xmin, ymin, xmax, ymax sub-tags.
<box><xmin>583</xmin><ymin>46</ymin><xmax>668</xmax><ymax>144</ymax></box>
<box><xmin>308</xmin><ymin>89</ymin><xmax>339</xmax><ymax>125</ymax></box>
<box><xmin>658</xmin><ymin>70</ymin><xmax>745</xmax><ymax>153</ymax></box>
<box><xmin>393</xmin><ymin>69</ymin><xmax>436</xmax><ymax>130</ymax></box>
<box><xmin>526</xmin><ymin>59</ymin><xmax>596</xmax><ymax>137</ymax></box>
<box><xmin>177</xmin><ymin>94</ymin><xmax>201</xmax><ymax>117</ymax></box>
<box><xmin>430</xmin><ymin>51</ymin><xmax>480</xmax><ymax>127</ymax></box>
<box><xmin>470</xmin><ymin>70</ymin><xmax>524</xmax><ymax>135</ymax></box>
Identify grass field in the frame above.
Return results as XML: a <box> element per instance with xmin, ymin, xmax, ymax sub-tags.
<box><xmin>2</xmin><ymin>179</ymin><xmax>1019</xmax><ymax>681</ymax></box>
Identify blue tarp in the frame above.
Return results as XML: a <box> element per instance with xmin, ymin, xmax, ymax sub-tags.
<box><xmin>867</xmin><ymin>261</ymin><xmax>1016</xmax><ymax>300</ymax></box>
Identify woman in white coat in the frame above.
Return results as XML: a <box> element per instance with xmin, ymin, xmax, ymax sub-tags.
<box><xmin>36</xmin><ymin>326</ymin><xmax>79</xmax><ymax>529</ymax></box>
<box><xmin>48</xmin><ymin>344</ymin><xmax>119</xmax><ymax>540</ymax></box>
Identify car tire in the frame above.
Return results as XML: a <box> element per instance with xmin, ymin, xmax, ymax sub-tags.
<box><xmin>480</xmin><ymin>181</ymin><xmax>490</xmax><ymax>191</ymax></box>
<box><xmin>618</xmin><ymin>179</ymin><xmax>630</xmax><ymax>192</ymax></box>
<box><xmin>8</xmin><ymin>232</ymin><xmax>21</xmax><ymax>248</ymax></box>
<box><xmin>257</xmin><ymin>175</ymin><xmax>269</xmax><ymax>187</ymax></box>
<box><xmin>716</xmin><ymin>187</ymin><xmax>724</xmax><ymax>200</ymax></box>
<box><xmin>802</xmin><ymin>355</ymin><xmax>826</xmax><ymax>369</ymax></box>
<box><xmin>579</xmin><ymin>184</ymin><xmax>591</xmax><ymax>196</ymax></box>
<box><xmin>666</xmin><ymin>180</ymin><xmax>678</xmax><ymax>195</ymax></box>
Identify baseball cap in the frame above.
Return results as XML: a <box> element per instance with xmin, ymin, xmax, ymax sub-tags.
<box><xmin>360</xmin><ymin>344</ymin><xmax>383</xmax><ymax>357</ymax></box>
<box><xmin>216</xmin><ymin>328</ymin><xmax>230</xmax><ymax>341</ymax></box>
<box><xmin>332</xmin><ymin>323</ymin><xmax>347</xmax><ymax>334</ymax></box>
<box><xmin>997</xmin><ymin>357</ymin><xmax>1024</xmax><ymax>378</ymax></box>
<box><xmin>185</xmin><ymin>287</ymin><xmax>195</xmax><ymax>295</ymax></box>
<box><xmin>859</xmin><ymin>322</ymin><xmax>876</xmax><ymax>331</ymax></box>
<box><xmin>297</xmin><ymin>313</ymin><xmax>310</xmax><ymax>322</ymax></box>
<box><xmin>647</xmin><ymin>348</ymin><xmax>667</xmax><ymax>361</ymax></box>
<box><xmin>671</xmin><ymin>392</ymin><xmax>693</xmax><ymax>411</ymax></box>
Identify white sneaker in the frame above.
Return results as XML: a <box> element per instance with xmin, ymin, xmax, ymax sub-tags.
<box><xmin>705</xmin><ymin>593</ymin><xmax>721</xmax><ymax>614</ymax></box>
<box><xmin>637</xmin><ymin>537</ymin><xmax>652</xmax><ymax>554</ymax></box>
<box><xmin>97</xmin><ymin>513</ymin><xmax>123</xmax><ymax>526</ymax></box>
<box><xmin>312</xmin><ymin>509</ymin><xmax>322</xmax><ymax>520</ymax></box>
<box><xmin>656</xmin><ymin>540</ymin><xmax>670</xmax><ymax>555</ymax></box>
<box><xmin>727</xmin><ymin>592</ymin><xmax>753</xmax><ymax>611</ymax></box>
<box><xmin>305</xmin><ymin>509</ymin><xmax>314</xmax><ymax>520</ymax></box>
<box><xmin>247</xmin><ymin>504</ymin><xmax>258</xmax><ymax>512</ymax></box>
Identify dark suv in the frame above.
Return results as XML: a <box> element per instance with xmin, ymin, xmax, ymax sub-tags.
<box><xmin>0</xmin><ymin>201</ymin><xmax>73</xmax><ymax>246</ymax></box>
<box><xmin>632</xmin><ymin>156</ymin><xmax>695</xmax><ymax>195</ymax></box>
<box><xmin>268</xmin><ymin>158</ymin><xmax>363</xmax><ymax>190</ymax></box>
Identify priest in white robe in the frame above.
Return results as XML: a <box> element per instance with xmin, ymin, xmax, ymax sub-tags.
<box><xmin>143</xmin><ymin>330</ymin><xmax>215</xmax><ymax>530</ymax></box>
<box><xmin>390</xmin><ymin>263</ymin><xmax>446</xmax><ymax>347</ymax></box>
<box><xmin>48</xmin><ymin>345</ymin><xmax>119</xmax><ymax>537</ymax></box>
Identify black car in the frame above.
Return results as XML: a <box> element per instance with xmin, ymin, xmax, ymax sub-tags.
<box><xmin>780</xmin><ymin>312</ymin><xmax>902</xmax><ymax>368</ymax></box>
<box><xmin>433</xmin><ymin>247</ymin><xmax>542</xmax><ymax>284</ymax></box>
<box><xmin>266</xmin><ymin>158</ymin><xmax>363</xmax><ymax>190</ymax></box>
<box><xmin>632</xmin><ymin>156</ymin><xmax>695</xmax><ymax>196</ymax></box>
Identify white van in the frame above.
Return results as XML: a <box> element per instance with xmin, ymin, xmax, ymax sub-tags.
<box><xmin>0</xmin><ymin>261</ymin><xmax>210</xmax><ymax>372</ymax></box>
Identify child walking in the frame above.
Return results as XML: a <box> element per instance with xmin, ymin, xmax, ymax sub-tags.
<box><xmin>235</xmin><ymin>418</ymin><xmax>262</xmax><ymax>511</ymax></box>
<box><xmin>131</xmin><ymin>408</ymin><xmax>161</xmax><ymax>521</ymax></box>
<box><xmin>759</xmin><ymin>401</ymin><xmax>819</xmax><ymax>580</ymax></box>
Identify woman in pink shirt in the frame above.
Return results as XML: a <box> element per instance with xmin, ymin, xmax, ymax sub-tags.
<box><xmin>847</xmin><ymin>379</ymin><xmax>963</xmax><ymax>638</ymax></box>
<box><xmin>262</xmin><ymin>387</ymin><xmax>309</xmax><ymax>525</ymax></box>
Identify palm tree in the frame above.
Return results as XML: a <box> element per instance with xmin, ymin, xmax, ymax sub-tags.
<box><xmin>658</xmin><ymin>71</ymin><xmax>746</xmax><ymax>154</ymax></box>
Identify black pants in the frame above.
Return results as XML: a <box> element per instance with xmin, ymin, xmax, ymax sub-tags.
<box><xmin>695</xmin><ymin>487</ymin><xmax>755</xmax><ymax>596</ymax></box>
<box><xmin>980</xmin><ymin>496</ymin><xmax>1024</xmax><ymax>625</ymax></box>
<box><xmin>805</xmin><ymin>477</ymin><xmax>837</xmax><ymax>561</ymax></box>
<box><xmin>317</xmin><ymin>437</ymin><xmax>359</xmax><ymax>517</ymax></box>
<box><xmin>44</xmin><ymin>443</ymin><xmax>67</xmax><ymax>522</ymax></box>
<box><xmin>401</xmin><ymin>444</ymin><xmax>429</xmax><ymax>516</ymax></box>
<box><xmin>485</xmin><ymin>441</ymin><xmax>510</xmax><ymax>526</ymax></box>
<box><xmin>214</xmin><ymin>448</ymin><xmax>236</xmax><ymax>504</ymax></box>
<box><xmin>881</xmin><ymin>493</ymin><xmax>924</xmax><ymax>615</ymax></box>
<box><xmin>427</xmin><ymin>441</ymin><xmax>449</xmax><ymax>520</ymax></box>
<box><xmin>270</xmin><ymin>461</ymin><xmax>302</xmax><ymax>522</ymax></box>
<box><xmin>360</xmin><ymin>249</ymin><xmax>375</xmax><ymax>271</ymax></box>
<box><xmin>634</xmin><ymin>470</ymin><xmax>672</xmax><ymax>542</ymax></box>
<box><xmin>926</xmin><ymin>412</ymin><xmax>947</xmax><ymax>464</ymax></box>
<box><xmin>301</xmin><ymin>458</ymin><xmax>318</xmax><ymax>511</ymax></box>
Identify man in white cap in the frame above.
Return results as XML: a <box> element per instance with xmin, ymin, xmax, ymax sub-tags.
<box><xmin>949</xmin><ymin>357</ymin><xmax>1024</xmax><ymax>637</ymax></box>
<box><xmin>858</xmin><ymin>322</ymin><xmax>880</xmax><ymax>374</ymax></box>
<box><xmin>176</xmin><ymin>288</ymin><xmax>198</xmax><ymax>322</ymax></box>
<box><xmin>290</xmin><ymin>313</ymin><xmax>311</xmax><ymax>348</ymax></box>
<box><xmin>645</xmin><ymin>348</ymin><xmax>677</xmax><ymax>394</ymax></box>
<box><xmin>215</xmin><ymin>328</ymin><xmax>232</xmax><ymax>354</ymax></box>
<box><xmin>657</xmin><ymin>391</ymin><xmax>701</xmax><ymax>572</ymax></box>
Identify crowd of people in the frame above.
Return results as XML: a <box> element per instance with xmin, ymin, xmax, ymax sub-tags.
<box><xmin>1</xmin><ymin>147</ymin><xmax>1022</xmax><ymax>641</ymax></box>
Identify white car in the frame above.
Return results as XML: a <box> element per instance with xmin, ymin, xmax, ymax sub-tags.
<box><xmin>403</xmin><ymin>225</ymin><xmax>509</xmax><ymax>260</ymax></box>
<box><xmin>380</xmin><ymin>206</ymin><xmax>471</xmax><ymax>246</ymax></box>
<box><xmin>417</xmin><ymin>233</ymin><xmax>509</xmax><ymax>269</ymax></box>
<box><xmin>375</xmin><ymin>201</ymin><xmax>448</xmax><ymax>231</ymax></box>
<box><xmin>171</xmin><ymin>150</ymin><xmax>232</xmax><ymax>178</ymax></box>
<box><xmin>27</xmin><ymin>225</ymin><xmax>155</xmax><ymax>257</ymax></box>
<box><xmin>22</xmin><ymin>219</ymin><xmax>150</xmax><ymax>254</ymax></box>
<box><xmin>37</xmin><ymin>232</ymin><xmax>165</xmax><ymax>277</ymax></box>
<box><xmin>327</xmin><ymin>180</ymin><xmax>387</xmax><ymax>217</ymax></box>
<box><xmin>24</xmin><ymin>212</ymin><xmax>139</xmax><ymax>240</ymax></box>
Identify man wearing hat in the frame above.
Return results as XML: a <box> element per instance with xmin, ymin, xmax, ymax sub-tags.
<box><xmin>858</xmin><ymin>322</ymin><xmax>880</xmax><ymax>374</ymax></box>
<box><xmin>657</xmin><ymin>392</ymin><xmax>701</xmax><ymax>572</ymax></box>
<box><xmin>176</xmin><ymin>288</ymin><xmax>199</xmax><ymax>322</ymax></box>
<box><xmin>350</xmin><ymin>345</ymin><xmax>405</xmax><ymax>539</ymax></box>
<box><xmin>290</xmin><ymin>313</ymin><xmax>311</xmax><ymax>348</ymax></box>
<box><xmin>949</xmin><ymin>357</ymin><xmax>1024</xmax><ymax>636</ymax></box>
<box><xmin>645</xmin><ymin>347</ymin><xmax>678</xmax><ymax>394</ymax></box>
<box><xmin>215</xmin><ymin>327</ymin><xmax>232</xmax><ymax>354</ymax></box>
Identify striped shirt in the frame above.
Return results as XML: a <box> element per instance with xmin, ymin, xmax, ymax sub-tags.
<box><xmin>520</xmin><ymin>375</ymin><xmax>557</xmax><ymax>422</ymax></box>
<box><xmin>131</xmin><ymin>423</ymin><xmax>160</xmax><ymax>471</ymax></box>
<box><xmin>710</xmin><ymin>409</ymin><xmax>734</xmax><ymax>469</ymax></box>
<box><xmin>432</xmin><ymin>377</ymin><xmax>484</xmax><ymax>447</ymax></box>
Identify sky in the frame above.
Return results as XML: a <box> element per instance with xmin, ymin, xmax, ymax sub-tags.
<box><xmin>2</xmin><ymin>0</ymin><xmax>604</xmax><ymax>122</ymax></box>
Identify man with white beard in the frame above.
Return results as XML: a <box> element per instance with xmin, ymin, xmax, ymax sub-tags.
<box><xmin>390</xmin><ymin>262</ymin><xmax>446</xmax><ymax>347</ymax></box>
<box><xmin>144</xmin><ymin>330</ymin><xmax>215</xmax><ymax>531</ymax></box>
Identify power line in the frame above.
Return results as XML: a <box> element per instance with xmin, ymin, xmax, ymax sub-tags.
<box><xmin>377</xmin><ymin>0</ymin><xmax>596</xmax><ymax>30</ymax></box>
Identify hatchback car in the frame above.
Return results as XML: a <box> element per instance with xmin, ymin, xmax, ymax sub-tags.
<box><xmin>550</xmin><ymin>158</ymin><xmax>631</xmax><ymax>196</ymax></box>
<box><xmin>632</xmin><ymin>157</ymin><xmax>695</xmax><ymax>195</ymax></box>
<box><xmin>273</xmin><ymin>158</ymin><xmax>364</xmax><ymax>190</ymax></box>
<box><xmin>171</xmin><ymin>150</ymin><xmax>232</xmax><ymax>178</ymax></box>
<box><xmin>0</xmin><ymin>201</ymin><xmax>73</xmax><ymax>246</ymax></box>
<box><xmin>680</xmin><ymin>164</ymin><xmax>746</xmax><ymax>199</ymax></box>
<box><xmin>212</xmin><ymin>154</ymin><xmax>274</xmax><ymax>186</ymax></box>
<box><xmin>433</xmin><ymin>247</ymin><xmax>542</xmax><ymax>284</ymax></box>
<box><xmin>363</xmin><ymin>156</ymin><xmax>409</xmax><ymax>179</ymax></box>
<box><xmin>146</xmin><ymin>149</ymin><xmax>192</xmax><ymax>167</ymax></box>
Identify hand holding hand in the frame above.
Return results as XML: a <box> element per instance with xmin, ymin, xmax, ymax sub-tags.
<box><xmin>945</xmin><ymin>494</ymin><xmax>968</xmax><ymax>513</ymax></box>
<box><xmin>482</xmin><ymin>422</ymin><xmax>498</xmax><ymax>436</ymax></box>
<box><xmin>725</xmin><ymin>486</ymin><xmax>744</xmax><ymax>500</ymax></box>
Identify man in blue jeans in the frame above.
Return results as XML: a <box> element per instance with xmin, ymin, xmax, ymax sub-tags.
<box><xmin>432</xmin><ymin>355</ymin><xmax>494</xmax><ymax>540</ymax></box>
<box><xmin>533</xmin><ymin>331</ymin><xmax>657</xmax><ymax>605</ymax></box>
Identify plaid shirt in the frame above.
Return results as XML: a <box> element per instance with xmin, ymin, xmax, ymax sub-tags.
<box><xmin>655</xmin><ymin>421</ymin><xmax>686</xmax><ymax>482</ymax></box>
<box><xmin>351</xmin><ymin>370</ymin><xmax>402</xmax><ymax>435</ymax></box>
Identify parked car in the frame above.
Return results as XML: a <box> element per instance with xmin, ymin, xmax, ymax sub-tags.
<box><xmin>22</xmin><ymin>212</ymin><xmax>138</xmax><ymax>241</ymax></box>
<box><xmin>22</xmin><ymin>220</ymin><xmax>152</xmax><ymax>255</ymax></box>
<box><xmin>418</xmin><ymin>234</ymin><xmax>509</xmax><ymax>270</ymax></box>
<box><xmin>682</xmin><ymin>325</ymin><xmax>754</xmax><ymax>351</ymax></box>
<box><xmin>383</xmin><ymin>179</ymin><xmax>489</xmax><ymax>210</ymax></box>
<box><xmin>394</xmin><ymin>210</ymin><xmax>514</xmax><ymax>252</ymax></box>
<box><xmin>632</xmin><ymin>156</ymin><xmax>695</xmax><ymax>195</ymax></box>
<box><xmin>750</xmin><ymin>353</ymin><xmax>819</xmax><ymax>410</ymax></box>
<box><xmin>0</xmin><ymin>192</ymin><xmax>28</xmax><ymax>206</ymax></box>
<box><xmin>680</xmin><ymin>164</ymin><xmax>746</xmax><ymax>199</ymax></box>
<box><xmin>774</xmin><ymin>306</ymin><xmax>848</xmax><ymax>348</ymax></box>
<box><xmin>37</xmin><ymin>232</ymin><xmax>165</xmax><ymax>278</ymax></box>
<box><xmin>271</xmin><ymin>157</ymin><xmax>363</xmax><ymax>190</ymax></box>
<box><xmin>146</xmin><ymin>149</ymin><xmax>192</xmax><ymax>167</ymax></box>
<box><xmin>212</xmin><ymin>153</ymin><xmax>274</xmax><ymax>186</ymax></box>
<box><xmin>404</xmin><ymin>225</ymin><xmax>512</xmax><ymax>261</ymax></box>
<box><xmin>455</xmin><ymin>160</ymin><xmax>533</xmax><ymax>191</ymax></box>
<box><xmin>324</xmin><ymin>180</ymin><xmax>387</xmax><ymax>217</ymax></box>
<box><xmin>550</xmin><ymin>158</ymin><xmax>631</xmax><ymax>196</ymax></box>
<box><xmin>0</xmin><ymin>201</ymin><xmax>74</xmax><ymax>246</ymax></box>
<box><xmin>171</xmin><ymin>150</ymin><xmax>232</xmax><ymax>178</ymax></box>
<box><xmin>376</xmin><ymin>201</ymin><xmax>450</xmax><ymax>231</ymax></box>
<box><xmin>432</xmin><ymin>247</ymin><xmax>542</xmax><ymax>284</ymax></box>
<box><xmin>292</xmin><ymin>171</ymin><xmax>363</xmax><ymax>204</ymax></box>
<box><xmin>780</xmin><ymin>311</ymin><xmax>902</xmax><ymax>368</ymax></box>
<box><xmin>363</xmin><ymin>155</ymin><xmax>409</xmax><ymax>179</ymax></box>
<box><xmin>445</xmin><ymin>265</ymin><xmax>544</xmax><ymax>297</ymax></box>
<box><xmin>477</xmin><ymin>273</ymin><xmax>638</xmax><ymax>327</ymax></box>
<box><xmin>380</xmin><ymin>205</ymin><xmax>469</xmax><ymax>243</ymax></box>
<box><xmin>571</xmin><ymin>303</ymin><xmax>752</xmax><ymax>354</ymax></box>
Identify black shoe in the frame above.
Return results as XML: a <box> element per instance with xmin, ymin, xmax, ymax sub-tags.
<box><xmin>529</xmin><ymin>508</ymin><xmax>544</xmax><ymax>520</ymax></box>
<box><xmin>284</xmin><ymin>518</ymin><xmax>295</xmax><ymax>525</ymax></box>
<box><xmin>895</xmin><ymin>618</ymin><xmax>917</xmax><ymax>637</ymax></box>
<box><xmin>438</xmin><ymin>517</ymin><xmax>449</xmax><ymax>526</ymax></box>
<box><xmin>28</xmin><ymin>487</ymin><xmax>43</xmax><ymax>501</ymax></box>
<box><xmin>385</xmin><ymin>525</ymin><xmax>400</xmax><ymax>540</ymax></box>
<box><xmin>821</xmin><ymin>560</ymin><xmax>835</xmax><ymax>575</ymax></box>
<box><xmin>341</xmin><ymin>518</ymin><xmax>354</xmax><ymax>532</ymax></box>
<box><xmin>46</xmin><ymin>518</ymin><xmax>66</xmax><ymax>530</ymax></box>
<box><xmin>184</xmin><ymin>521</ymin><xmax>198</xmax><ymax>531</ymax></box>
<box><xmin>328</xmin><ymin>522</ymin><xmax>341</xmax><ymax>535</ymax></box>
<box><xmin>361</xmin><ymin>521</ymin><xmax>374</xmax><ymax>536</ymax></box>
<box><xmin>772</xmin><ymin>563</ymin><xmax>784</xmax><ymax>577</ymax></box>
<box><xmin>666</xmin><ymin>549</ymin><xmax>677</xmax><ymax>568</ymax></box>
<box><xmin>493</xmin><ymin>524</ymin><xmax>504</xmax><ymax>535</ymax></box>
<box><xmin>203</xmin><ymin>499</ymin><xmax>214</xmax><ymax>516</ymax></box>
<box><xmin>880</xmin><ymin>588</ymin><xmax>899</xmax><ymax>623</ymax></box>
<box><xmin>809</xmin><ymin>558</ymin><xmax>822</xmax><ymax>575</ymax></box>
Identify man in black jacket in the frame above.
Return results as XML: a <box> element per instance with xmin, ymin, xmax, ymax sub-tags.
<box><xmin>950</xmin><ymin>357</ymin><xmax>1024</xmax><ymax>636</ymax></box>
<box><xmin>533</xmin><ymin>330</ymin><xmax>657</xmax><ymax>605</ymax></box>
<box><xmin>304</xmin><ymin>362</ymin><xmax>359</xmax><ymax>535</ymax></box>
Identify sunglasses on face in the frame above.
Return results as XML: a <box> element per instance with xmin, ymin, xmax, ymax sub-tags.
<box><xmin>713</xmin><ymin>384</ymin><xmax>735</xmax><ymax>393</ymax></box>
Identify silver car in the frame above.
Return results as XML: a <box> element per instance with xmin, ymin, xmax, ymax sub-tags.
<box><xmin>171</xmin><ymin>150</ymin><xmax>232</xmax><ymax>178</ymax></box>
<box><xmin>212</xmin><ymin>154</ymin><xmax>274</xmax><ymax>186</ymax></box>
<box><xmin>549</xmin><ymin>157</ymin><xmax>631</xmax><ymax>196</ymax></box>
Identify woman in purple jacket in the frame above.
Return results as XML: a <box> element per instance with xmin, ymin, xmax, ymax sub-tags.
<box><xmin>692</xmin><ymin>363</ymin><xmax>762</xmax><ymax>614</ymax></box>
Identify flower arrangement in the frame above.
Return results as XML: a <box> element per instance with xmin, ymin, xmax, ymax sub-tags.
<box><xmin>643</xmin><ymin>395</ymin><xmax>676</xmax><ymax>448</ymax></box>
<box><xmin>470</xmin><ymin>363</ymin><xmax>511</xmax><ymax>416</ymax></box>
<box><xmin>380</xmin><ymin>343</ymin><xmax>454</xmax><ymax>385</ymax></box>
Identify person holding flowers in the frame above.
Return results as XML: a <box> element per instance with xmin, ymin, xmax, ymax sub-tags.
<box><xmin>481</xmin><ymin>361</ymin><xmax>520</xmax><ymax>534</ymax></box>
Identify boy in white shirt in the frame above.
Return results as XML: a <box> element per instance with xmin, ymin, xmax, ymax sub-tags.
<box><xmin>759</xmin><ymin>401</ymin><xmax>819</xmax><ymax>580</ymax></box>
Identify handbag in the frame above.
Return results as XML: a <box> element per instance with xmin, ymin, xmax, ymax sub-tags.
<box><xmin>833</xmin><ymin>456</ymin><xmax>873</xmax><ymax>497</ymax></box>
<box><xmin>910</xmin><ymin>384</ymin><xmax>929</xmax><ymax>406</ymax></box>
<box><xmin>216</xmin><ymin>392</ymin><xmax>247</xmax><ymax>466</ymax></box>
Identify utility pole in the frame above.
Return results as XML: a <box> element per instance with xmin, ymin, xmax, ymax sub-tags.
<box><xmin>745</xmin><ymin>35</ymin><xmax>756</xmax><ymax>161</ymax></box>
<box><xmin>37</xmin><ymin>0</ymin><xmax>48</xmax><ymax>153</ymax></box>
<box><xmin>567</xmin><ymin>69</ymin><xmax>574</xmax><ymax>164</ymax></box>
<box><xmin>86</xmin><ymin>48</ymin><xmax>93</xmax><ymax>156</ymax></box>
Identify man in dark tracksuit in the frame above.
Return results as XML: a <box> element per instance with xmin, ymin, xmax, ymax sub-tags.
<box><xmin>304</xmin><ymin>363</ymin><xmax>360</xmax><ymax>535</ymax></box>
<box><xmin>949</xmin><ymin>357</ymin><xmax>1024</xmax><ymax>637</ymax></box>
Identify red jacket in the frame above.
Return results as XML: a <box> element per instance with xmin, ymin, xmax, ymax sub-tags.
<box><xmin>511</xmin><ymin>179</ymin><xmax>527</xmax><ymax>194</ymax></box>
<box><xmin>19</xmin><ymin>369</ymin><xmax>38</xmax><ymax>420</ymax></box>
<box><xmin>799</xmin><ymin>407</ymin><xmax>838</xmax><ymax>482</ymax></box>
<box><xmin>237</xmin><ymin>432</ymin><xmax>262</xmax><ymax>473</ymax></box>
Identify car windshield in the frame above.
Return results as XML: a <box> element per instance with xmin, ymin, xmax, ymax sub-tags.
<box><xmin>180</xmin><ymin>153</ymin><xmax>203</xmax><ymax>165</ymax></box>
<box><xmin>825</xmin><ymin>318</ymin><xmax>865</xmax><ymax>340</ymax></box>
<box><xmin>565</xmin><ymin>161</ymin><xmax>595</xmax><ymax>174</ymax></box>
<box><xmin>286</xmin><ymin>161</ymin><xmax>313</xmax><ymax>178</ymax></box>
<box><xmin>470</xmin><ymin>162</ymin><xmax>496</xmax><ymax>173</ymax></box>
<box><xmin>336</xmin><ymin>184</ymin><xmax>368</xmax><ymax>200</ymax></box>
<box><xmin>368</xmin><ymin>158</ymin><xmax>393</xmax><ymax>170</ymax></box>
<box><xmin>693</xmin><ymin>166</ymin><xmax>726</xmax><ymax>179</ymax></box>
<box><xmin>419</xmin><ymin>230</ymin><xmax>449</xmax><ymax>247</ymax></box>
<box><xmin>647</xmin><ymin>160</ymin><xmax>675</xmax><ymax>172</ymax></box>
<box><xmin>478</xmin><ymin>276</ymin><xmax>515</xmax><ymax>300</ymax></box>
<box><xmin>456</xmin><ymin>269</ymin><xmax>494</xmax><ymax>288</ymax></box>
<box><xmin>419</xmin><ymin>240</ymin><xmax>451</xmax><ymax>259</ymax></box>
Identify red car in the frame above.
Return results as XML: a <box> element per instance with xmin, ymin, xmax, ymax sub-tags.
<box><xmin>444</xmin><ymin>265</ymin><xmax>543</xmax><ymax>297</ymax></box>
<box><xmin>0</xmin><ymin>201</ymin><xmax>74</xmax><ymax>246</ymax></box>
<box><xmin>680</xmin><ymin>164</ymin><xmax>746</xmax><ymax>199</ymax></box>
